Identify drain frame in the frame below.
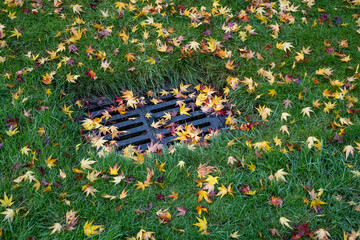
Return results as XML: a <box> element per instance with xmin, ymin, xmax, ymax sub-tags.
<box><xmin>82</xmin><ymin>89</ymin><xmax>227</xmax><ymax>151</ymax></box>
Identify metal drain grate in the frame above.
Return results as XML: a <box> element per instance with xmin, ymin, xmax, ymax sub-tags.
<box><xmin>83</xmin><ymin>89</ymin><xmax>226</xmax><ymax>151</ymax></box>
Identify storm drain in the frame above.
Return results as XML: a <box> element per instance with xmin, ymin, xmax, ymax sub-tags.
<box><xmin>83</xmin><ymin>90</ymin><xmax>226</xmax><ymax>151</ymax></box>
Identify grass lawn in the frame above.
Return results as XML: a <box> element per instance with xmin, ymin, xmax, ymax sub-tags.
<box><xmin>0</xmin><ymin>0</ymin><xmax>360</xmax><ymax>239</ymax></box>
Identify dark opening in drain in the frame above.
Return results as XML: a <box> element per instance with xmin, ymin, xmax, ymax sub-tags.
<box><xmin>194</xmin><ymin>122</ymin><xmax>211</xmax><ymax>129</ymax></box>
<box><xmin>115</xmin><ymin>122</ymin><xmax>144</xmax><ymax>131</ymax></box>
<box><xmin>104</xmin><ymin>114</ymin><xmax>140</xmax><ymax>126</ymax></box>
<box><xmin>113</xmin><ymin>130</ymin><xmax>148</xmax><ymax>142</ymax></box>
<box><xmin>150</xmin><ymin>99</ymin><xmax>193</xmax><ymax>113</ymax></box>
<box><xmin>161</xmin><ymin>95</ymin><xmax>177</xmax><ymax>101</ymax></box>
<box><xmin>159</xmin><ymin>113</ymin><xmax>207</xmax><ymax>129</ymax></box>
<box><xmin>88</xmin><ymin>103</ymin><xmax>111</xmax><ymax>113</ymax></box>
<box><xmin>174</xmin><ymin>113</ymin><xmax>206</xmax><ymax>125</ymax></box>
<box><xmin>153</xmin><ymin>107</ymin><xmax>202</xmax><ymax>122</ymax></box>
<box><xmin>147</xmin><ymin>95</ymin><xmax>178</xmax><ymax>105</ymax></box>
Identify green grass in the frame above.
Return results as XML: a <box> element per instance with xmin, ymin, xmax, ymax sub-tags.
<box><xmin>1</xmin><ymin>0</ymin><xmax>360</xmax><ymax>239</ymax></box>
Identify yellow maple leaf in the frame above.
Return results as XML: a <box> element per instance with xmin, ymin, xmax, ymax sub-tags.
<box><xmin>316</xmin><ymin>67</ymin><xmax>333</xmax><ymax>76</ymax></box>
<box><xmin>216</xmin><ymin>184</ymin><xmax>234</xmax><ymax>198</ymax></box>
<box><xmin>91</xmin><ymin>136</ymin><xmax>107</xmax><ymax>150</ymax></box>
<box><xmin>340</xmin><ymin>55</ymin><xmax>351</xmax><ymax>62</ymax></box>
<box><xmin>179</xmin><ymin>104</ymin><xmax>191</xmax><ymax>116</ymax></box>
<box><xmin>62</xmin><ymin>104</ymin><xmax>74</xmax><ymax>120</ymax></box>
<box><xmin>21</xmin><ymin>146</ymin><xmax>31</xmax><ymax>155</ymax></box>
<box><xmin>246</xmin><ymin>162</ymin><xmax>256</xmax><ymax>171</ymax></box>
<box><xmin>230</xmin><ymin>231</ymin><xmax>241</xmax><ymax>239</ymax></box>
<box><xmin>268</xmin><ymin>89</ymin><xmax>277</xmax><ymax>97</ymax></box>
<box><xmin>8</xmin><ymin>11</ymin><xmax>16</xmax><ymax>20</ymax></box>
<box><xmin>206</xmin><ymin>37</ymin><xmax>218</xmax><ymax>52</ymax></box>
<box><xmin>256</xmin><ymin>105</ymin><xmax>272</xmax><ymax>121</ymax></box>
<box><xmin>80</xmin><ymin>158</ymin><xmax>96</xmax><ymax>170</ymax></box>
<box><xmin>274</xmin><ymin>169</ymin><xmax>289</xmax><ymax>182</ymax></box>
<box><xmin>310</xmin><ymin>199</ymin><xmax>326</xmax><ymax>212</ymax></box>
<box><xmin>109</xmin><ymin>164</ymin><xmax>120</xmax><ymax>175</ymax></box>
<box><xmin>279</xmin><ymin>125</ymin><xmax>290</xmax><ymax>135</ymax></box>
<box><xmin>151</xmin><ymin>121</ymin><xmax>161</xmax><ymax>129</ymax></box>
<box><xmin>193</xmin><ymin>216</ymin><xmax>208</xmax><ymax>233</ymax></box>
<box><xmin>189</xmin><ymin>41</ymin><xmax>200</xmax><ymax>51</ymax></box>
<box><xmin>301</xmin><ymin>107</ymin><xmax>313</xmax><ymax>118</ymax></box>
<box><xmin>155</xmin><ymin>160</ymin><xmax>166</xmax><ymax>173</ymax></box>
<box><xmin>5</xmin><ymin>127</ymin><xmax>19</xmax><ymax>136</ymax></box>
<box><xmin>205</xmin><ymin>175</ymin><xmax>219</xmax><ymax>186</ymax></box>
<box><xmin>343</xmin><ymin>145</ymin><xmax>354</xmax><ymax>160</ymax></box>
<box><xmin>216</xmin><ymin>184</ymin><xmax>228</xmax><ymax>198</ymax></box>
<box><xmin>281</xmin><ymin>112</ymin><xmax>291</xmax><ymax>121</ymax></box>
<box><xmin>279</xmin><ymin>217</ymin><xmax>292</xmax><ymax>229</ymax></box>
<box><xmin>1</xmin><ymin>208</ymin><xmax>16</xmax><ymax>222</ymax></box>
<box><xmin>295</xmin><ymin>51</ymin><xmax>305</xmax><ymax>62</ymax></box>
<box><xmin>10</xmin><ymin>28</ymin><xmax>22</xmax><ymax>39</ymax></box>
<box><xmin>197</xmin><ymin>190</ymin><xmax>212</xmax><ymax>203</ymax></box>
<box><xmin>0</xmin><ymin>193</ymin><xmax>14</xmax><ymax>207</ymax></box>
<box><xmin>135</xmin><ymin>181</ymin><xmax>146</xmax><ymax>191</ymax></box>
<box><xmin>225</xmin><ymin>59</ymin><xmax>237</xmax><ymax>70</ymax></box>
<box><xmin>315</xmin><ymin>228</ymin><xmax>330</xmax><ymax>240</ymax></box>
<box><xmin>83</xmin><ymin>220</ymin><xmax>103</xmax><ymax>237</ymax></box>
<box><xmin>274</xmin><ymin>136</ymin><xmax>282</xmax><ymax>146</ymax></box>
<box><xmin>307</xmin><ymin>136</ymin><xmax>319</xmax><ymax>149</ymax></box>
<box><xmin>136</xmin><ymin>229</ymin><xmax>155</xmax><ymax>240</ymax></box>
<box><xmin>115</xmin><ymin>2</ymin><xmax>127</xmax><ymax>10</ymax></box>
<box><xmin>70</xmin><ymin>4</ymin><xmax>83</xmax><ymax>14</ymax></box>
<box><xmin>276</xmin><ymin>42</ymin><xmax>293</xmax><ymax>52</ymax></box>
<box><xmin>45</xmin><ymin>156</ymin><xmax>57</xmax><ymax>169</ymax></box>
<box><xmin>146</xmin><ymin>56</ymin><xmax>156</xmax><ymax>65</ymax></box>
<box><xmin>323</xmin><ymin>101</ymin><xmax>336</xmax><ymax>113</ymax></box>
<box><xmin>48</xmin><ymin>223</ymin><xmax>63</xmax><ymax>235</ymax></box>
<box><xmin>82</xmin><ymin>185</ymin><xmax>98</xmax><ymax>197</ymax></box>
<box><xmin>119</xmin><ymin>189</ymin><xmax>128</xmax><ymax>199</ymax></box>
<box><xmin>213</xmin><ymin>0</ymin><xmax>221</xmax><ymax>8</ymax></box>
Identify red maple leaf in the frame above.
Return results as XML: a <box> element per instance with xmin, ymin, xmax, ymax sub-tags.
<box><xmin>86</xmin><ymin>69</ymin><xmax>97</xmax><ymax>80</ymax></box>
<box><xmin>268</xmin><ymin>196</ymin><xmax>283</xmax><ymax>207</ymax></box>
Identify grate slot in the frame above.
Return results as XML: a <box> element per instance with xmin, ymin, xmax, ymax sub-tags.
<box><xmin>114</xmin><ymin>122</ymin><xmax>144</xmax><ymax>132</ymax></box>
<box><xmin>149</xmin><ymin>99</ymin><xmax>193</xmax><ymax>113</ymax></box>
<box><xmin>152</xmin><ymin>106</ymin><xmax>201</xmax><ymax>120</ymax></box>
<box><xmin>103</xmin><ymin>124</ymin><xmax>146</xmax><ymax>141</ymax></box>
<box><xmin>195</xmin><ymin>122</ymin><xmax>211</xmax><ymax>129</ymax></box>
<box><xmin>160</xmin><ymin>113</ymin><xmax>207</xmax><ymax>129</ymax></box>
<box><xmin>115</xmin><ymin>132</ymin><xmax>154</xmax><ymax>150</ymax></box>
<box><xmin>113</xmin><ymin>129</ymin><xmax>147</xmax><ymax>142</ymax></box>
<box><xmin>104</xmin><ymin>114</ymin><xmax>140</xmax><ymax>126</ymax></box>
<box><xmin>86</xmin><ymin>99</ymin><xmax>114</xmax><ymax>115</ymax></box>
<box><xmin>161</xmin><ymin>95</ymin><xmax>177</xmax><ymax>101</ymax></box>
<box><xmin>89</xmin><ymin>108</ymin><xmax>110</xmax><ymax>118</ymax></box>
<box><xmin>90</xmin><ymin>106</ymin><xmax>128</xmax><ymax>118</ymax></box>
<box><xmin>147</xmin><ymin>93</ymin><xmax>192</xmax><ymax>105</ymax></box>
<box><xmin>87</xmin><ymin>103</ymin><xmax>113</xmax><ymax>113</ymax></box>
<box><xmin>147</xmin><ymin>95</ymin><xmax>176</xmax><ymax>105</ymax></box>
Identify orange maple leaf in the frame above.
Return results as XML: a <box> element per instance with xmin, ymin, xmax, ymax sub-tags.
<box><xmin>124</xmin><ymin>53</ymin><xmax>135</xmax><ymax>63</ymax></box>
